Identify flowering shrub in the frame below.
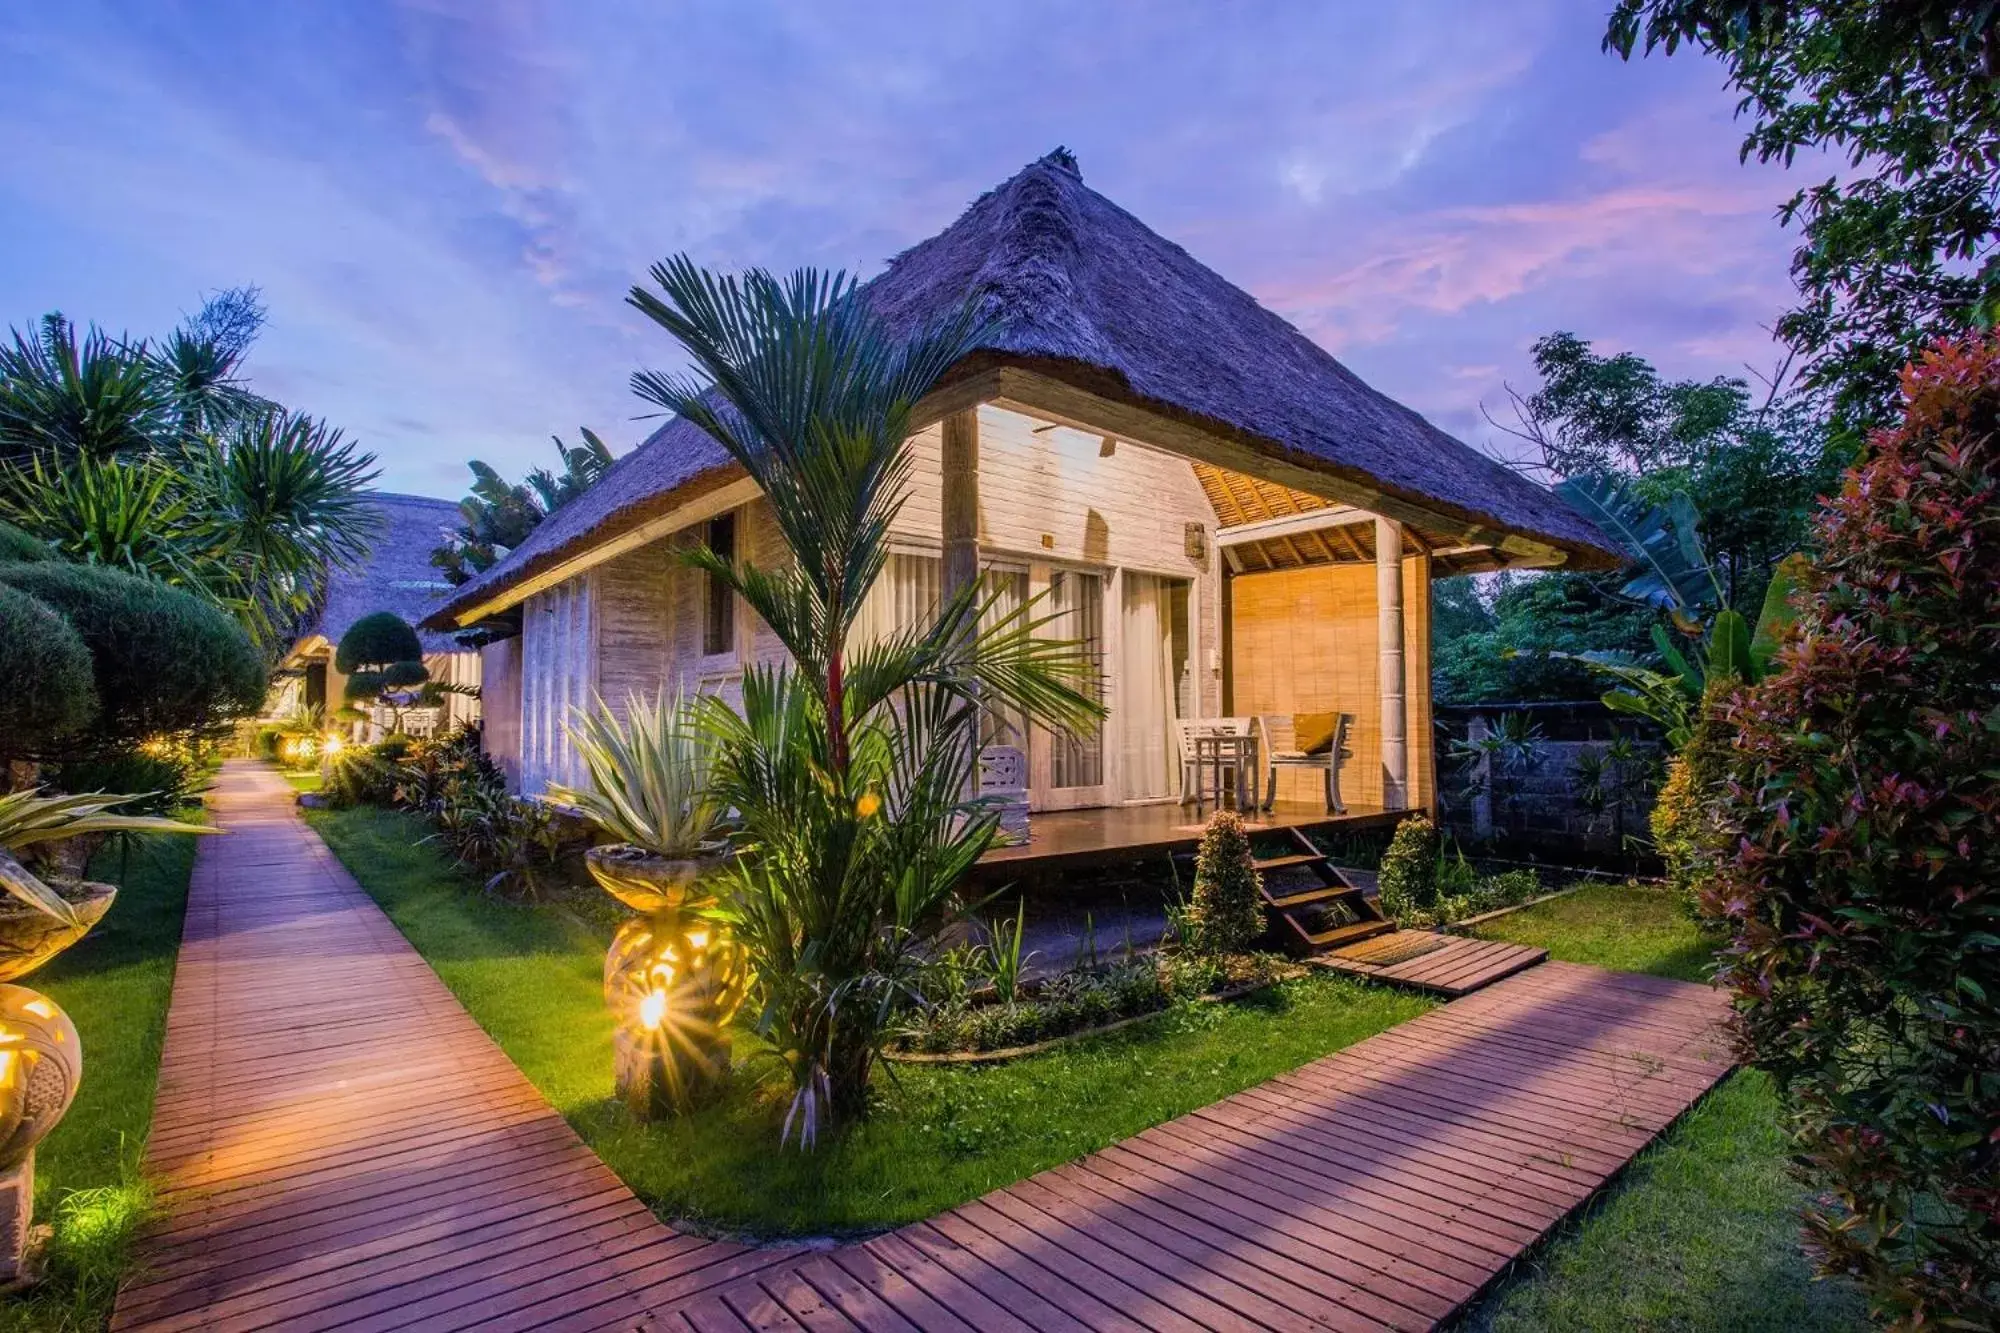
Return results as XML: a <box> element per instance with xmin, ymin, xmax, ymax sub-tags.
<box><xmin>1707</xmin><ymin>335</ymin><xmax>2000</xmax><ymax>1326</ymax></box>
<box><xmin>1651</xmin><ymin>676</ymin><xmax>1738</xmax><ymax>921</ymax></box>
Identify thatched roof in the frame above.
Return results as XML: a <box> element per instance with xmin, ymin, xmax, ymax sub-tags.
<box><xmin>431</xmin><ymin>151</ymin><xmax>1612</xmax><ymax>626</ymax></box>
<box><xmin>298</xmin><ymin>492</ymin><xmax>464</xmax><ymax>656</ymax></box>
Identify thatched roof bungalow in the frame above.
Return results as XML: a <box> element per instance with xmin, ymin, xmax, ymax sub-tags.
<box><xmin>273</xmin><ymin>492</ymin><xmax>481</xmax><ymax>737</ymax></box>
<box><xmin>430</xmin><ymin>151</ymin><xmax>1614</xmax><ymax>865</ymax></box>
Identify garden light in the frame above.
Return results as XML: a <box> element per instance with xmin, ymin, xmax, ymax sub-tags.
<box><xmin>638</xmin><ymin>988</ymin><xmax>668</xmax><ymax>1031</ymax></box>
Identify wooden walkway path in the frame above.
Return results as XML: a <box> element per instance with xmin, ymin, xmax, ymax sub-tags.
<box><xmin>115</xmin><ymin>762</ymin><xmax>1732</xmax><ymax>1331</ymax></box>
<box><xmin>111</xmin><ymin>764</ymin><xmax>799</xmax><ymax>1333</ymax></box>
<box><xmin>1313</xmin><ymin>930</ymin><xmax>1549</xmax><ymax>997</ymax></box>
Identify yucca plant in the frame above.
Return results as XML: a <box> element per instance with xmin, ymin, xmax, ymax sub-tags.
<box><xmin>0</xmin><ymin>789</ymin><xmax>216</xmax><ymax>925</ymax></box>
<box><xmin>556</xmin><ymin>690</ymin><xmax>723</xmax><ymax>859</ymax></box>
<box><xmin>630</xmin><ymin>260</ymin><xmax>1103</xmax><ymax>1143</ymax></box>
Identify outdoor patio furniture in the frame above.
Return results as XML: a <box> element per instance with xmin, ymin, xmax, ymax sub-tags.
<box><xmin>1175</xmin><ymin>717</ymin><xmax>1255</xmax><ymax>806</ymax></box>
<box><xmin>1258</xmin><ymin>712</ymin><xmax>1354</xmax><ymax>813</ymax></box>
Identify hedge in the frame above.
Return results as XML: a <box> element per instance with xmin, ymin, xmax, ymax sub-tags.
<box><xmin>0</xmin><ymin>561</ymin><xmax>266</xmax><ymax>754</ymax></box>
<box><xmin>0</xmin><ymin>581</ymin><xmax>99</xmax><ymax>758</ymax></box>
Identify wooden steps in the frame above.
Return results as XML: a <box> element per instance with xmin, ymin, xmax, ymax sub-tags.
<box><xmin>1251</xmin><ymin>827</ymin><xmax>1395</xmax><ymax>954</ymax></box>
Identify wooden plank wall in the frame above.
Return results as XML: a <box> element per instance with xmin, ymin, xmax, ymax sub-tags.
<box><xmin>897</xmin><ymin>406</ymin><xmax>1224</xmax><ymax>718</ymax></box>
<box><xmin>479</xmin><ymin>636</ymin><xmax>523</xmax><ymax>788</ymax></box>
<box><xmin>595</xmin><ymin>544</ymin><xmax>674</xmax><ymax>719</ymax></box>
<box><xmin>518</xmin><ymin>574</ymin><xmax>595</xmax><ymax>795</ymax></box>
<box><xmin>1230</xmin><ymin>559</ymin><xmax>1435</xmax><ymax>811</ymax></box>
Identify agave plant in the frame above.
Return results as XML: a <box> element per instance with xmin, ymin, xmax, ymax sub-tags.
<box><xmin>556</xmin><ymin>690</ymin><xmax>723</xmax><ymax>859</ymax></box>
<box><xmin>0</xmin><ymin>789</ymin><xmax>217</xmax><ymax>926</ymax></box>
<box><xmin>630</xmin><ymin>260</ymin><xmax>1103</xmax><ymax>1144</ymax></box>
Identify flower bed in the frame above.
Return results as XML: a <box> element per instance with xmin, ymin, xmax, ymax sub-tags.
<box><xmin>893</xmin><ymin>951</ymin><xmax>1296</xmax><ymax>1057</ymax></box>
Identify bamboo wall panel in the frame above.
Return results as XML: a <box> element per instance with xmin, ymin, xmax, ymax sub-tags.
<box><xmin>1230</xmin><ymin>560</ymin><xmax>1434</xmax><ymax>810</ymax></box>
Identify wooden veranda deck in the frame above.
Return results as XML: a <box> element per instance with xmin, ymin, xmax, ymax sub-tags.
<box><xmin>976</xmin><ymin>800</ymin><xmax>1398</xmax><ymax>873</ymax></box>
<box><xmin>116</xmin><ymin>763</ymin><xmax>1733</xmax><ymax>1332</ymax></box>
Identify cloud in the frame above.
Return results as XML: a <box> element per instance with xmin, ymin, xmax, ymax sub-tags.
<box><xmin>0</xmin><ymin>0</ymin><xmax>1819</xmax><ymax>495</ymax></box>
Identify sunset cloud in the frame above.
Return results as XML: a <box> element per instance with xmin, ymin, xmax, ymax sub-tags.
<box><xmin>0</xmin><ymin>0</ymin><xmax>1813</xmax><ymax>492</ymax></box>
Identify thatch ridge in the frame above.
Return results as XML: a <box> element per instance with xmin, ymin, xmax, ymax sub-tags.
<box><xmin>429</xmin><ymin>151</ymin><xmax>1611</xmax><ymax>628</ymax></box>
<box><xmin>306</xmin><ymin>491</ymin><xmax>465</xmax><ymax>655</ymax></box>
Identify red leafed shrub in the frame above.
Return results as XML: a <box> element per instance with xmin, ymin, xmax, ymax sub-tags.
<box><xmin>1707</xmin><ymin>335</ymin><xmax>2000</xmax><ymax>1326</ymax></box>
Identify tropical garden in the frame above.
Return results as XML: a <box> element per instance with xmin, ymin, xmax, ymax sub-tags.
<box><xmin>0</xmin><ymin>287</ymin><xmax>387</xmax><ymax>1328</ymax></box>
<box><xmin>0</xmin><ymin>1</ymin><xmax>1994</xmax><ymax>1330</ymax></box>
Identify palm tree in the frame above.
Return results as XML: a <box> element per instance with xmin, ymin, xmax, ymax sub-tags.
<box><xmin>0</xmin><ymin>315</ymin><xmax>170</xmax><ymax>465</ymax></box>
<box><xmin>629</xmin><ymin>260</ymin><xmax>1103</xmax><ymax>1142</ymax></box>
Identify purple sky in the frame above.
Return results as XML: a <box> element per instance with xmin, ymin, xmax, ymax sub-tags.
<box><xmin>0</xmin><ymin>2</ymin><xmax>1804</xmax><ymax>498</ymax></box>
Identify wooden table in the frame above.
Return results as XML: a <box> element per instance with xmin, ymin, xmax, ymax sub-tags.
<box><xmin>1191</xmin><ymin>732</ymin><xmax>1259</xmax><ymax>813</ymax></box>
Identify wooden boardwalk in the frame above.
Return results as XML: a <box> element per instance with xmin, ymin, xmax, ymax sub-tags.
<box><xmin>115</xmin><ymin>763</ymin><xmax>1732</xmax><ymax>1331</ymax></box>
<box><xmin>1312</xmin><ymin>930</ymin><xmax>1550</xmax><ymax>997</ymax></box>
<box><xmin>111</xmin><ymin>764</ymin><xmax>799</xmax><ymax>1333</ymax></box>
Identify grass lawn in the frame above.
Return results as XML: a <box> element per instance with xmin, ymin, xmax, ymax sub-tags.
<box><xmin>1468</xmin><ymin>880</ymin><xmax>1719</xmax><ymax>982</ymax></box>
<box><xmin>306</xmin><ymin>804</ymin><xmax>1433</xmax><ymax>1238</ymax></box>
<box><xmin>1461</xmin><ymin>883</ymin><xmax>1872</xmax><ymax>1332</ymax></box>
<box><xmin>275</xmin><ymin>767</ymin><xmax>321</xmax><ymax>793</ymax></box>
<box><xmin>0</xmin><ymin>831</ymin><xmax>197</xmax><ymax>1333</ymax></box>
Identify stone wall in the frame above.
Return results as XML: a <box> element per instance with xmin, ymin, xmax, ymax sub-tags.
<box><xmin>1434</xmin><ymin>702</ymin><xmax>1663</xmax><ymax>858</ymax></box>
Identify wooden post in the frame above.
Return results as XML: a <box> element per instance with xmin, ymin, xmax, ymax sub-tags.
<box><xmin>1376</xmin><ymin>516</ymin><xmax>1407</xmax><ymax>810</ymax></box>
<box><xmin>941</xmin><ymin>410</ymin><xmax>980</xmax><ymax>602</ymax></box>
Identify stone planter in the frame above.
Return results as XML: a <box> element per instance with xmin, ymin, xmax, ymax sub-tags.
<box><xmin>0</xmin><ymin>887</ymin><xmax>100</xmax><ymax>1290</ymax></box>
<box><xmin>584</xmin><ymin>843</ymin><xmax>726</xmax><ymax>914</ymax></box>
<box><xmin>586</xmin><ymin>846</ymin><xmax>748</xmax><ymax>1119</ymax></box>
<box><xmin>0</xmin><ymin>882</ymin><xmax>116</xmax><ymax>985</ymax></box>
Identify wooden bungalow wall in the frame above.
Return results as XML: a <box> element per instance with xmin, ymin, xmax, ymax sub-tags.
<box><xmin>479</xmin><ymin>637</ymin><xmax>523</xmax><ymax>787</ymax></box>
<box><xmin>500</xmin><ymin>405</ymin><xmax>1224</xmax><ymax>797</ymax></box>
<box><xmin>1228</xmin><ymin>556</ymin><xmax>1436</xmax><ymax>812</ymax></box>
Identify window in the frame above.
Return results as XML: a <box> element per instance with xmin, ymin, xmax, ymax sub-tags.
<box><xmin>703</xmin><ymin>512</ymin><xmax>736</xmax><ymax>656</ymax></box>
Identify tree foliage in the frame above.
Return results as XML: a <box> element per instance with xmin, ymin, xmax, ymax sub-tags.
<box><xmin>0</xmin><ymin>560</ymin><xmax>265</xmax><ymax>757</ymax></box>
<box><xmin>1706</xmin><ymin>334</ymin><xmax>2000</xmax><ymax>1325</ymax></box>
<box><xmin>430</xmin><ymin>428</ymin><xmax>614</xmax><ymax>586</ymax></box>
<box><xmin>1606</xmin><ymin>1</ymin><xmax>2000</xmax><ymax>432</ymax></box>
<box><xmin>0</xmin><ymin>291</ymin><xmax>379</xmax><ymax>647</ymax></box>
<box><xmin>1440</xmin><ymin>332</ymin><xmax>1838</xmax><ymax>705</ymax></box>
<box><xmin>629</xmin><ymin>259</ymin><xmax>1102</xmax><ymax>1143</ymax></box>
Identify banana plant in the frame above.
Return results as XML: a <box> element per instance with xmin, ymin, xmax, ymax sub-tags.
<box><xmin>1554</xmin><ymin>473</ymin><xmax>1809</xmax><ymax>739</ymax></box>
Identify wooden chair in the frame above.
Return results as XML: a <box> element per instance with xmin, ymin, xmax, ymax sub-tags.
<box><xmin>1175</xmin><ymin>717</ymin><xmax>1254</xmax><ymax>805</ymax></box>
<box><xmin>1257</xmin><ymin>713</ymin><xmax>1353</xmax><ymax>814</ymax></box>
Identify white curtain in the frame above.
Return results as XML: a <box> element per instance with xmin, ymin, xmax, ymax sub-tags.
<box><xmin>849</xmin><ymin>552</ymin><xmax>941</xmax><ymax>650</ymax></box>
<box><xmin>1118</xmin><ymin>573</ymin><xmax>1179</xmax><ymax>801</ymax></box>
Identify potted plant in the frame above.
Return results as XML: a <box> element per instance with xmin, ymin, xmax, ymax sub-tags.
<box><xmin>0</xmin><ymin>787</ymin><xmax>214</xmax><ymax>1285</ymax></box>
<box><xmin>556</xmin><ymin>691</ymin><xmax>744</xmax><ymax>1117</ymax></box>
<box><xmin>558</xmin><ymin>691</ymin><xmax>727</xmax><ymax>911</ymax></box>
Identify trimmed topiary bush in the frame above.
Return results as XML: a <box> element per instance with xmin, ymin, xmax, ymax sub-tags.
<box><xmin>1184</xmin><ymin>810</ymin><xmax>1265</xmax><ymax>955</ymax></box>
<box><xmin>0</xmin><ymin>520</ymin><xmax>53</xmax><ymax>564</ymax></box>
<box><xmin>335</xmin><ymin>611</ymin><xmax>422</xmax><ymax>674</ymax></box>
<box><xmin>0</xmin><ymin>560</ymin><xmax>266</xmax><ymax>754</ymax></box>
<box><xmin>1708</xmin><ymin>335</ymin><xmax>2000</xmax><ymax>1326</ymax></box>
<box><xmin>1376</xmin><ymin>813</ymin><xmax>1440</xmax><ymax>923</ymax></box>
<box><xmin>0</xmin><ymin>581</ymin><xmax>99</xmax><ymax>758</ymax></box>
